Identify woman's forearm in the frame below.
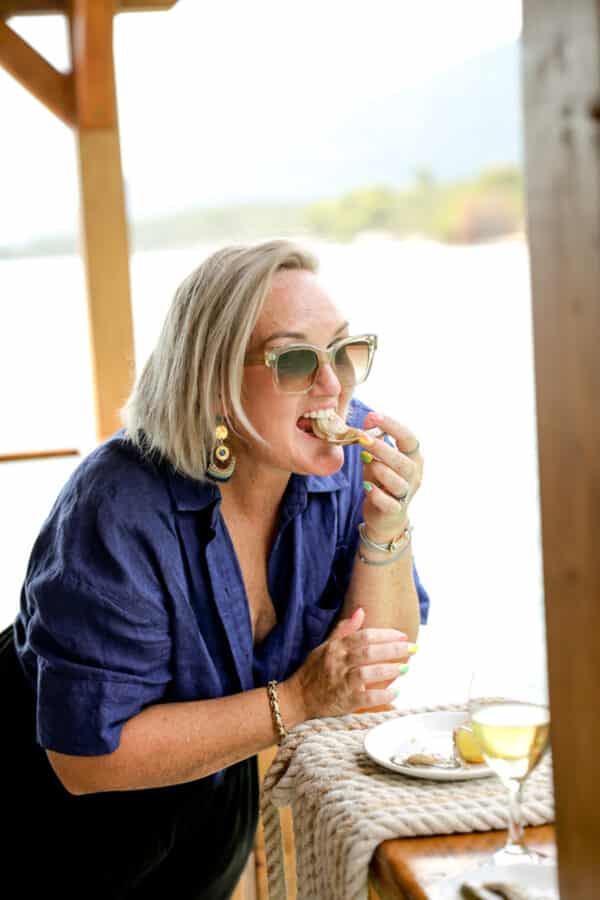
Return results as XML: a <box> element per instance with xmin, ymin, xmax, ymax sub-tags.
<box><xmin>341</xmin><ymin>543</ymin><xmax>420</xmax><ymax>642</ymax></box>
<box><xmin>46</xmin><ymin>680</ymin><xmax>304</xmax><ymax>795</ymax></box>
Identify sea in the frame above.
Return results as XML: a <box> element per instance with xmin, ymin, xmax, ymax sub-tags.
<box><xmin>0</xmin><ymin>235</ymin><xmax>547</xmax><ymax>706</ymax></box>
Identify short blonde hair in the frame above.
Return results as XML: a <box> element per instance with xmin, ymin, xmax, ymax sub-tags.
<box><xmin>121</xmin><ymin>239</ymin><xmax>319</xmax><ymax>479</ymax></box>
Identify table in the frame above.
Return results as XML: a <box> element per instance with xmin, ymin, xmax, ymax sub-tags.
<box><xmin>369</xmin><ymin>825</ymin><xmax>556</xmax><ymax>899</ymax></box>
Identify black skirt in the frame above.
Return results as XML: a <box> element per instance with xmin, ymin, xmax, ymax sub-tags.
<box><xmin>0</xmin><ymin>625</ymin><xmax>258</xmax><ymax>900</ymax></box>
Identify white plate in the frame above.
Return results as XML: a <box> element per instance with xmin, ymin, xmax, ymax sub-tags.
<box><xmin>364</xmin><ymin>711</ymin><xmax>494</xmax><ymax>781</ymax></box>
<box><xmin>430</xmin><ymin>861</ymin><xmax>559</xmax><ymax>899</ymax></box>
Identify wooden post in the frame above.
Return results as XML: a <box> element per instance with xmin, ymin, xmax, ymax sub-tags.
<box><xmin>69</xmin><ymin>0</ymin><xmax>135</xmax><ymax>441</ymax></box>
<box><xmin>522</xmin><ymin>2</ymin><xmax>600</xmax><ymax>896</ymax></box>
<box><xmin>0</xmin><ymin>3</ymin><xmax>178</xmax><ymax>448</ymax></box>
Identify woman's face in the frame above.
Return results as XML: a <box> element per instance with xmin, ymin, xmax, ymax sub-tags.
<box><xmin>236</xmin><ymin>268</ymin><xmax>354</xmax><ymax>478</ymax></box>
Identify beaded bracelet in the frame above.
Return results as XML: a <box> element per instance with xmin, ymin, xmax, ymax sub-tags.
<box><xmin>267</xmin><ymin>680</ymin><xmax>287</xmax><ymax>744</ymax></box>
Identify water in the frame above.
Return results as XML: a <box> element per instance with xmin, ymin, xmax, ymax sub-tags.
<box><xmin>0</xmin><ymin>236</ymin><xmax>546</xmax><ymax>705</ymax></box>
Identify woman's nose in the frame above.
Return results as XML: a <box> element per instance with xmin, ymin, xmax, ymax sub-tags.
<box><xmin>313</xmin><ymin>362</ymin><xmax>342</xmax><ymax>395</ymax></box>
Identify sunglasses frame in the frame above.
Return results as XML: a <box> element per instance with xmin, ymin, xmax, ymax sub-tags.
<box><xmin>245</xmin><ymin>333</ymin><xmax>378</xmax><ymax>394</ymax></box>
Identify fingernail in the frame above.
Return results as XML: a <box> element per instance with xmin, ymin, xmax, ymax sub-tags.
<box><xmin>358</xmin><ymin>433</ymin><xmax>374</xmax><ymax>447</ymax></box>
<box><xmin>398</xmin><ymin>663</ymin><xmax>410</xmax><ymax>675</ymax></box>
<box><xmin>360</xmin><ymin>451</ymin><xmax>373</xmax><ymax>463</ymax></box>
<box><xmin>367</xmin><ymin>412</ymin><xmax>384</xmax><ymax>423</ymax></box>
<box><xmin>363</xmin><ymin>481</ymin><xmax>373</xmax><ymax>493</ymax></box>
<box><xmin>351</xmin><ymin>607</ymin><xmax>364</xmax><ymax>622</ymax></box>
<box><xmin>407</xmin><ymin>644</ymin><xmax>418</xmax><ymax>655</ymax></box>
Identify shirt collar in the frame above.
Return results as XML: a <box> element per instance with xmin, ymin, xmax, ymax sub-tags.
<box><xmin>165</xmin><ymin>464</ymin><xmax>349</xmax><ymax>514</ymax></box>
<box><xmin>165</xmin><ymin>465</ymin><xmax>220</xmax><ymax>512</ymax></box>
<box><xmin>303</xmin><ymin>469</ymin><xmax>350</xmax><ymax>493</ymax></box>
<box><xmin>276</xmin><ymin>468</ymin><xmax>350</xmax><ymax>521</ymax></box>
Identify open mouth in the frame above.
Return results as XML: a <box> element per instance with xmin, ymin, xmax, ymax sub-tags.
<box><xmin>296</xmin><ymin>417</ymin><xmax>315</xmax><ymax>433</ymax></box>
<box><xmin>296</xmin><ymin>409</ymin><xmax>338</xmax><ymax>440</ymax></box>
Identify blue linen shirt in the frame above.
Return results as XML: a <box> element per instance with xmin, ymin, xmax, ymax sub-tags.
<box><xmin>14</xmin><ymin>398</ymin><xmax>429</xmax><ymax>757</ymax></box>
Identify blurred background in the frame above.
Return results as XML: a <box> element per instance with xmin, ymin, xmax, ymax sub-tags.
<box><xmin>0</xmin><ymin>0</ymin><xmax>543</xmax><ymax>704</ymax></box>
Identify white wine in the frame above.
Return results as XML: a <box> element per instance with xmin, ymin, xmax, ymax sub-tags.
<box><xmin>470</xmin><ymin>702</ymin><xmax>550</xmax><ymax>781</ymax></box>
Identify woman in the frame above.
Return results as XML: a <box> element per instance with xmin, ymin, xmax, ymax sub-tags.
<box><xmin>1</xmin><ymin>240</ymin><xmax>428</xmax><ymax>899</ymax></box>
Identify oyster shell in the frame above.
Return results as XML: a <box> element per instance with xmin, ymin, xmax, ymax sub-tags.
<box><xmin>392</xmin><ymin>752</ymin><xmax>462</xmax><ymax>769</ymax></box>
<box><xmin>311</xmin><ymin>412</ymin><xmax>384</xmax><ymax>445</ymax></box>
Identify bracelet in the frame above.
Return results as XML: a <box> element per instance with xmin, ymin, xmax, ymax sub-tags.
<box><xmin>358</xmin><ymin>540</ymin><xmax>412</xmax><ymax>565</ymax></box>
<box><xmin>358</xmin><ymin>521</ymin><xmax>413</xmax><ymax>555</ymax></box>
<box><xmin>267</xmin><ymin>680</ymin><xmax>287</xmax><ymax>745</ymax></box>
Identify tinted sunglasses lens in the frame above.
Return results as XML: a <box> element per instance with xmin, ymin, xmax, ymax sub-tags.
<box><xmin>334</xmin><ymin>340</ymin><xmax>371</xmax><ymax>385</ymax></box>
<box><xmin>276</xmin><ymin>348</ymin><xmax>319</xmax><ymax>391</ymax></box>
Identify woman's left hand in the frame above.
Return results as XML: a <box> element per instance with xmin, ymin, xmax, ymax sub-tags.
<box><xmin>359</xmin><ymin>411</ymin><xmax>423</xmax><ymax>544</ymax></box>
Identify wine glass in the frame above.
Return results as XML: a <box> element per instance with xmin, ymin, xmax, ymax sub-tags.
<box><xmin>468</xmin><ymin>656</ymin><xmax>551</xmax><ymax>866</ymax></box>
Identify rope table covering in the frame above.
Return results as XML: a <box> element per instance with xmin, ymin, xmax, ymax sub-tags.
<box><xmin>260</xmin><ymin>704</ymin><xmax>554</xmax><ymax>900</ymax></box>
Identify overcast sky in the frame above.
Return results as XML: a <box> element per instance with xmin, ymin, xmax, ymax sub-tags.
<box><xmin>0</xmin><ymin>0</ymin><xmax>522</xmax><ymax>245</ymax></box>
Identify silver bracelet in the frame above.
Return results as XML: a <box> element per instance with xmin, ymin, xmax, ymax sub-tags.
<box><xmin>358</xmin><ymin>521</ymin><xmax>413</xmax><ymax>555</ymax></box>
<box><xmin>358</xmin><ymin>539</ymin><xmax>412</xmax><ymax>566</ymax></box>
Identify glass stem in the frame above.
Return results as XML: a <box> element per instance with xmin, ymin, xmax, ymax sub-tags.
<box><xmin>504</xmin><ymin>778</ymin><xmax>526</xmax><ymax>853</ymax></box>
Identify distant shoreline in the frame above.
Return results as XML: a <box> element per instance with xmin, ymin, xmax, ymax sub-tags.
<box><xmin>0</xmin><ymin>229</ymin><xmax>527</xmax><ymax>262</ymax></box>
<box><xmin>0</xmin><ymin>165</ymin><xmax>525</xmax><ymax>260</ymax></box>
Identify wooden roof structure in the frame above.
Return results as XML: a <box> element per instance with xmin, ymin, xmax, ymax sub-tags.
<box><xmin>0</xmin><ymin>1</ymin><xmax>178</xmax><ymax>442</ymax></box>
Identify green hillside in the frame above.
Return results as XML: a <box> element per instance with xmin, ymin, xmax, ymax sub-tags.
<box><xmin>0</xmin><ymin>165</ymin><xmax>524</xmax><ymax>259</ymax></box>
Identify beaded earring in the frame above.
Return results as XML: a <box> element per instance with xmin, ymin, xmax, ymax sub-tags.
<box><xmin>206</xmin><ymin>417</ymin><xmax>236</xmax><ymax>482</ymax></box>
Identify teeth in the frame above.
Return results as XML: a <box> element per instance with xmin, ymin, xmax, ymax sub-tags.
<box><xmin>303</xmin><ymin>408</ymin><xmax>336</xmax><ymax>419</ymax></box>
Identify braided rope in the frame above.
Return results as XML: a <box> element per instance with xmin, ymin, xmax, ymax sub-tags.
<box><xmin>260</xmin><ymin>704</ymin><xmax>555</xmax><ymax>900</ymax></box>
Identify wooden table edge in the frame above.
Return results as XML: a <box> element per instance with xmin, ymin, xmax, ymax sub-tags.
<box><xmin>369</xmin><ymin>825</ymin><xmax>556</xmax><ymax>900</ymax></box>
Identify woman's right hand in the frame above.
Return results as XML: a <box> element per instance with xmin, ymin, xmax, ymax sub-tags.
<box><xmin>283</xmin><ymin>607</ymin><xmax>411</xmax><ymax>722</ymax></box>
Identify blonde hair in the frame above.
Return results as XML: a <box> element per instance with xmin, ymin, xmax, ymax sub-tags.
<box><xmin>121</xmin><ymin>239</ymin><xmax>319</xmax><ymax>479</ymax></box>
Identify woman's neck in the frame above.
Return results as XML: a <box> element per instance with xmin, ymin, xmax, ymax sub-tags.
<box><xmin>217</xmin><ymin>453</ymin><xmax>291</xmax><ymax>524</ymax></box>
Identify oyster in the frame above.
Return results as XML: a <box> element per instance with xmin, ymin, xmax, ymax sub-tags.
<box><xmin>392</xmin><ymin>752</ymin><xmax>462</xmax><ymax>769</ymax></box>
<box><xmin>311</xmin><ymin>412</ymin><xmax>384</xmax><ymax>445</ymax></box>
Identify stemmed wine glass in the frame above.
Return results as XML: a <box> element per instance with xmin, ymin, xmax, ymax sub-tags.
<box><xmin>468</xmin><ymin>657</ymin><xmax>551</xmax><ymax>866</ymax></box>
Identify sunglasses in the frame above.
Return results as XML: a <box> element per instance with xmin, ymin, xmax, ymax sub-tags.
<box><xmin>245</xmin><ymin>333</ymin><xmax>377</xmax><ymax>394</ymax></box>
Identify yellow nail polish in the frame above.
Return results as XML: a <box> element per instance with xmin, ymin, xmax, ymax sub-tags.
<box><xmin>407</xmin><ymin>644</ymin><xmax>418</xmax><ymax>655</ymax></box>
<box><xmin>360</xmin><ymin>450</ymin><xmax>373</xmax><ymax>463</ymax></box>
<box><xmin>358</xmin><ymin>433</ymin><xmax>374</xmax><ymax>447</ymax></box>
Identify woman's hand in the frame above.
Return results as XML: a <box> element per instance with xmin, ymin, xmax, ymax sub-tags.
<box><xmin>360</xmin><ymin>411</ymin><xmax>423</xmax><ymax>544</ymax></box>
<box><xmin>282</xmin><ymin>608</ymin><xmax>411</xmax><ymax>721</ymax></box>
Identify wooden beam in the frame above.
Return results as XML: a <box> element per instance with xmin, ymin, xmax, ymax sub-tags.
<box><xmin>0</xmin><ymin>19</ymin><xmax>74</xmax><ymax>124</ymax></box>
<box><xmin>0</xmin><ymin>448</ymin><xmax>80</xmax><ymax>463</ymax></box>
<box><xmin>70</xmin><ymin>1</ymin><xmax>135</xmax><ymax>441</ymax></box>
<box><xmin>522</xmin><ymin>1</ymin><xmax>600</xmax><ymax>897</ymax></box>
<box><xmin>0</xmin><ymin>1</ymin><xmax>177</xmax><ymax>15</ymax></box>
<box><xmin>70</xmin><ymin>0</ymin><xmax>117</xmax><ymax>128</ymax></box>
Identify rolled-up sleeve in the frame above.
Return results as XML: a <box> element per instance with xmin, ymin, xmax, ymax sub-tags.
<box><xmin>19</xmin><ymin>460</ymin><xmax>175</xmax><ymax>756</ymax></box>
<box><xmin>29</xmin><ymin>571</ymin><xmax>171</xmax><ymax>755</ymax></box>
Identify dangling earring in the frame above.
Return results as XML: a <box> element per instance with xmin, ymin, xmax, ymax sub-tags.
<box><xmin>207</xmin><ymin>417</ymin><xmax>237</xmax><ymax>482</ymax></box>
